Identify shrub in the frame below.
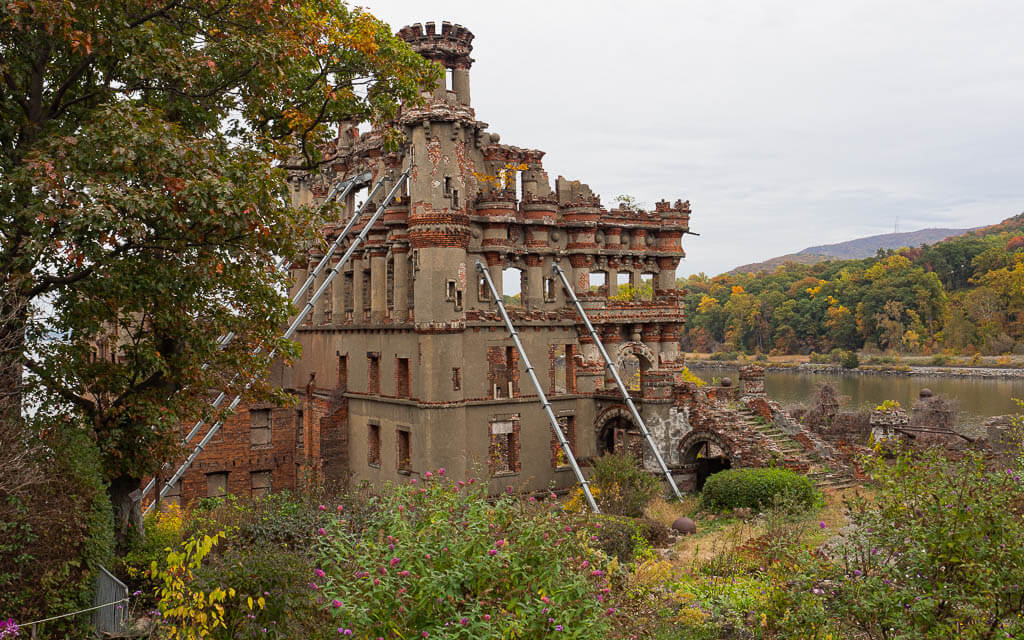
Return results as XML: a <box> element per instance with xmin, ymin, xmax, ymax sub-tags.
<box><xmin>0</xmin><ymin>426</ymin><xmax>113</xmax><ymax>639</ymax></box>
<box><xmin>591</xmin><ymin>452</ymin><xmax>662</xmax><ymax>517</ymax></box>
<box><xmin>313</xmin><ymin>474</ymin><xmax>611</xmax><ymax>639</ymax></box>
<box><xmin>805</xmin><ymin>448</ymin><xmax>1024</xmax><ymax>638</ymax></box>
<box><xmin>699</xmin><ymin>468</ymin><xmax>818</xmax><ymax>513</ymax></box>
<box><xmin>840</xmin><ymin>350</ymin><xmax>860</xmax><ymax>369</ymax></box>
<box><xmin>117</xmin><ymin>503</ymin><xmax>184</xmax><ymax>600</ymax></box>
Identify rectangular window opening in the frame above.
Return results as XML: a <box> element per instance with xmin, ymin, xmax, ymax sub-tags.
<box><xmin>396</xmin><ymin>357</ymin><xmax>410</xmax><ymax>398</ymax></box>
<box><xmin>452</xmin><ymin>367</ymin><xmax>462</xmax><ymax>391</ymax></box>
<box><xmin>446</xmin><ymin>279</ymin><xmax>456</xmax><ymax>301</ymax></box>
<box><xmin>544</xmin><ymin>277</ymin><xmax>556</xmax><ymax>302</ymax></box>
<box><xmin>250</xmin><ymin>409</ymin><xmax>271</xmax><ymax>447</ymax></box>
<box><xmin>368</xmin><ymin>423</ymin><xmax>381</xmax><ymax>467</ymax></box>
<box><xmin>368</xmin><ymin>352</ymin><xmax>381</xmax><ymax>394</ymax></box>
<box><xmin>250</xmin><ymin>470</ymin><xmax>272</xmax><ymax>498</ymax></box>
<box><xmin>397</xmin><ymin>429</ymin><xmax>411</xmax><ymax>473</ymax></box>
<box><xmin>490</xmin><ymin>418</ymin><xmax>519</xmax><ymax>474</ymax></box>
<box><xmin>206</xmin><ymin>472</ymin><xmax>228</xmax><ymax>498</ymax></box>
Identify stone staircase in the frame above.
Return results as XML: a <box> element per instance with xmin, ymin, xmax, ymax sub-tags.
<box><xmin>734</xmin><ymin>407</ymin><xmax>857</xmax><ymax>491</ymax></box>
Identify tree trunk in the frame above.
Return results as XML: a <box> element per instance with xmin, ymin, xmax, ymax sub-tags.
<box><xmin>110</xmin><ymin>474</ymin><xmax>144</xmax><ymax>554</ymax></box>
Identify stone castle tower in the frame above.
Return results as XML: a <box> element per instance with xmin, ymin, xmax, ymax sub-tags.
<box><xmin>160</xmin><ymin>21</ymin><xmax>693</xmax><ymax>505</ymax></box>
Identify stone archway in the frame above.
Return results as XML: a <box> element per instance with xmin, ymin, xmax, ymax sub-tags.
<box><xmin>677</xmin><ymin>430</ymin><xmax>733</xmax><ymax>492</ymax></box>
<box><xmin>613</xmin><ymin>342</ymin><xmax>657</xmax><ymax>393</ymax></box>
<box><xmin>594</xmin><ymin>405</ymin><xmax>636</xmax><ymax>457</ymax></box>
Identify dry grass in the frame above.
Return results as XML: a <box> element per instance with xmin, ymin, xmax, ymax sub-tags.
<box><xmin>664</xmin><ymin>485</ymin><xmax>867</xmax><ymax>570</ymax></box>
<box><xmin>643</xmin><ymin>496</ymin><xmax>698</xmax><ymax>527</ymax></box>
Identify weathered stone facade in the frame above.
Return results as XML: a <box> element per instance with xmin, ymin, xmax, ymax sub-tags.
<box><xmin>156</xmin><ymin>21</ymin><xmax>699</xmax><ymax>507</ymax></box>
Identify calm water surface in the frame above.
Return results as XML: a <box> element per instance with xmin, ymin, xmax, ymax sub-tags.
<box><xmin>691</xmin><ymin>367</ymin><xmax>1024</xmax><ymax>430</ymax></box>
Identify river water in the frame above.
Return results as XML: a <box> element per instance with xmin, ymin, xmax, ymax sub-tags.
<box><xmin>688</xmin><ymin>366</ymin><xmax>1024</xmax><ymax>430</ymax></box>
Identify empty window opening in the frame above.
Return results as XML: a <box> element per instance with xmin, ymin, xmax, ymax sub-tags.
<box><xmin>490</xmin><ymin>418</ymin><xmax>519</xmax><ymax>474</ymax></box>
<box><xmin>443</xmin><ymin>176</ymin><xmax>453</xmax><ymax>196</ymax></box>
<box><xmin>552</xmin><ymin>415</ymin><xmax>577</xmax><ymax>468</ymax></box>
<box><xmin>396</xmin><ymin>357</ymin><xmax>410</xmax><ymax>398</ymax></box>
<box><xmin>368</xmin><ymin>423</ymin><xmax>381</xmax><ymax>467</ymax></box>
<box><xmin>565</xmin><ymin>344</ymin><xmax>577</xmax><ymax>393</ymax></box>
<box><xmin>478</xmin><ymin>275</ymin><xmax>490</xmax><ymax>301</ymax></box>
<box><xmin>250</xmin><ymin>409</ymin><xmax>271</xmax><ymax>447</ymax></box>
<box><xmin>616</xmin><ymin>272</ymin><xmax>631</xmax><ymax>287</ymax></box>
<box><xmin>250</xmin><ymin>470</ymin><xmax>272</xmax><ymax>498</ymax></box>
<box><xmin>501</xmin><ymin>267</ymin><xmax>524</xmax><ymax>306</ymax></box>
<box><xmin>295</xmin><ymin>409</ymin><xmax>304</xmax><ymax>451</ymax></box>
<box><xmin>370</xmin><ymin>352</ymin><xmax>382</xmax><ymax>391</ymax></box>
<box><xmin>397</xmin><ymin>429</ymin><xmax>411</xmax><ymax>473</ymax></box>
<box><xmin>552</xmin><ymin>344</ymin><xmax>567</xmax><ymax>394</ymax></box>
<box><xmin>452</xmin><ymin>367</ymin><xmax>462</xmax><ymax>391</ymax></box>
<box><xmin>455</xmin><ymin>289</ymin><xmax>463</xmax><ymax>311</ymax></box>
<box><xmin>350</xmin><ymin>186</ymin><xmax>368</xmax><ymax>219</ymax></box>
<box><xmin>589</xmin><ymin>271</ymin><xmax>608</xmax><ymax>295</ymax></box>
<box><xmin>337</xmin><ymin>355</ymin><xmax>347</xmax><ymax>389</ymax></box>
<box><xmin>446</xmin><ymin>279</ymin><xmax>456</xmax><ymax>301</ymax></box>
<box><xmin>451</xmin><ymin>188</ymin><xmax>460</xmax><ymax>209</ymax></box>
<box><xmin>622</xmin><ymin>353</ymin><xmax>642</xmax><ymax>391</ymax></box>
<box><xmin>206</xmin><ymin>472</ymin><xmax>228</xmax><ymax>498</ymax></box>
<box><xmin>544</xmin><ymin>277</ymin><xmax>557</xmax><ymax>302</ymax></box>
<box><xmin>445</xmin><ymin>67</ymin><xmax>454</xmax><ymax>91</ymax></box>
<box><xmin>639</xmin><ymin>273</ymin><xmax>655</xmax><ymax>301</ymax></box>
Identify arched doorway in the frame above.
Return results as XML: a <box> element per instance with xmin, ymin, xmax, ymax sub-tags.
<box><xmin>594</xmin><ymin>405</ymin><xmax>637</xmax><ymax>457</ymax></box>
<box><xmin>613</xmin><ymin>342</ymin><xmax>657</xmax><ymax>394</ymax></box>
<box><xmin>678</xmin><ymin>432</ymin><xmax>733</xmax><ymax>492</ymax></box>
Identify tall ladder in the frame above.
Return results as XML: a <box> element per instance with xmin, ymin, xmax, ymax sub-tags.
<box><xmin>145</xmin><ymin>166</ymin><xmax>412</xmax><ymax>511</ymax></box>
<box><xmin>474</xmin><ymin>262</ymin><xmax>600</xmax><ymax>514</ymax></box>
<box><xmin>551</xmin><ymin>263</ymin><xmax>683</xmax><ymax>500</ymax></box>
<box><xmin>141</xmin><ymin>171</ymin><xmax>375</xmax><ymax>503</ymax></box>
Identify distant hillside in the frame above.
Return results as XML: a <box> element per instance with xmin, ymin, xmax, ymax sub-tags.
<box><xmin>731</xmin><ymin>227</ymin><xmax>974</xmax><ymax>274</ymax></box>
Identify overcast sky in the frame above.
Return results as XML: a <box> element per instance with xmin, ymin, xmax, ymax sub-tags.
<box><xmin>368</xmin><ymin>0</ymin><xmax>1024</xmax><ymax>276</ymax></box>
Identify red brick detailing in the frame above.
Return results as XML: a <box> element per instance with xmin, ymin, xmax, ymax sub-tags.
<box><xmin>550</xmin><ymin>415</ymin><xmax>577</xmax><ymax>468</ymax></box>
<box><xmin>367</xmin><ymin>422</ymin><xmax>381</xmax><ymax>466</ymax></box>
<box><xmin>486</xmin><ymin>345</ymin><xmax>520</xmax><ymax>399</ymax></box>
<box><xmin>489</xmin><ymin>416</ymin><xmax>521</xmax><ymax>474</ymax></box>
<box><xmin>397</xmin><ymin>428</ymin><xmax>411</xmax><ymax>473</ymax></box>
<box><xmin>396</xmin><ymin>357</ymin><xmax>410</xmax><ymax>398</ymax></box>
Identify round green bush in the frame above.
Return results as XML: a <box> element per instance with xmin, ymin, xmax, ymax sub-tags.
<box><xmin>699</xmin><ymin>467</ymin><xmax>819</xmax><ymax>512</ymax></box>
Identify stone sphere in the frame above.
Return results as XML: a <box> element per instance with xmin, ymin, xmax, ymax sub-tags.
<box><xmin>720</xmin><ymin>377</ymin><xmax>733</xmax><ymax>388</ymax></box>
<box><xmin>920</xmin><ymin>388</ymin><xmax>934</xmax><ymax>398</ymax></box>
<box><xmin>671</xmin><ymin>516</ymin><xmax>697</xmax><ymax>535</ymax></box>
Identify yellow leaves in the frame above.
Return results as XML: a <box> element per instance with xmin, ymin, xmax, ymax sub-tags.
<box><xmin>806</xmin><ymin>284</ymin><xmax>823</xmax><ymax>297</ymax></box>
<box><xmin>474</xmin><ymin>163</ymin><xmax>530</xmax><ymax>189</ymax></box>
<box><xmin>731</xmin><ymin>285</ymin><xmax>744</xmax><ymax>295</ymax></box>
<box><xmin>696</xmin><ymin>295</ymin><xmax>720</xmax><ymax>314</ymax></box>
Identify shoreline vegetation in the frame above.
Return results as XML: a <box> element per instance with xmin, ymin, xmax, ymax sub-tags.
<box><xmin>684</xmin><ymin>352</ymin><xmax>1024</xmax><ymax>379</ymax></box>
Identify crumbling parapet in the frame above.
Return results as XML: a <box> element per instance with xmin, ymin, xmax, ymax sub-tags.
<box><xmin>870</xmin><ymin>406</ymin><xmax>909</xmax><ymax>443</ymax></box>
<box><xmin>738</xmin><ymin>364</ymin><xmax>765</xmax><ymax>397</ymax></box>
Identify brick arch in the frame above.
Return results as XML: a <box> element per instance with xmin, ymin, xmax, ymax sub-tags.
<box><xmin>677</xmin><ymin>429</ymin><xmax>735</xmax><ymax>466</ymax></box>
<box><xmin>593</xmin><ymin>404</ymin><xmax>636</xmax><ymax>456</ymax></box>
<box><xmin>613</xmin><ymin>341</ymin><xmax>656</xmax><ymax>372</ymax></box>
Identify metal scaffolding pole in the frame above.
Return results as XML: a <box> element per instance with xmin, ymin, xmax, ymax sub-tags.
<box><xmin>140</xmin><ymin>172</ymin><xmax>375</xmax><ymax>502</ymax></box>
<box><xmin>551</xmin><ymin>263</ymin><xmax>683</xmax><ymax>500</ymax></box>
<box><xmin>474</xmin><ymin>261</ymin><xmax>600</xmax><ymax>514</ymax></box>
<box><xmin>145</xmin><ymin>166</ymin><xmax>411</xmax><ymax>511</ymax></box>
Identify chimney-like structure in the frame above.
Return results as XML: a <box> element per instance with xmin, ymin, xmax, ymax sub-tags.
<box><xmin>397</xmin><ymin>21</ymin><xmax>474</xmax><ymax>106</ymax></box>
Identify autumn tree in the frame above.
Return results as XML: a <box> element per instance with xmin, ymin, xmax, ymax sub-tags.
<box><xmin>1</xmin><ymin>0</ymin><xmax>437</xmax><ymax>549</ymax></box>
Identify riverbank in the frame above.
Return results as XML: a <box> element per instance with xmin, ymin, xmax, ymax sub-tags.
<box><xmin>686</xmin><ymin>360</ymin><xmax>1024</xmax><ymax>379</ymax></box>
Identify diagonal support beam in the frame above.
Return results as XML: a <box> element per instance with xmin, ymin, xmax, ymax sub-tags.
<box><xmin>475</xmin><ymin>261</ymin><xmax>600</xmax><ymax>514</ymax></box>
<box><xmin>144</xmin><ymin>167</ymin><xmax>410</xmax><ymax>511</ymax></box>
<box><xmin>140</xmin><ymin>172</ymin><xmax>374</xmax><ymax>502</ymax></box>
<box><xmin>552</xmin><ymin>263</ymin><xmax>683</xmax><ymax>500</ymax></box>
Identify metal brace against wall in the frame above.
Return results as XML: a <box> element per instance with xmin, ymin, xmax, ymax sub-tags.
<box><xmin>145</xmin><ymin>165</ymin><xmax>412</xmax><ymax>511</ymax></box>
<box><xmin>140</xmin><ymin>172</ymin><xmax>375</xmax><ymax>502</ymax></box>
<box><xmin>474</xmin><ymin>261</ymin><xmax>601</xmax><ymax>514</ymax></box>
<box><xmin>552</xmin><ymin>263</ymin><xmax>683</xmax><ymax>500</ymax></box>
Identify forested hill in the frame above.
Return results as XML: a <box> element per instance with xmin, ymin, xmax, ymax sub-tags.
<box><xmin>681</xmin><ymin>212</ymin><xmax>1024</xmax><ymax>356</ymax></box>
<box><xmin>731</xmin><ymin>226</ymin><xmax>974</xmax><ymax>274</ymax></box>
